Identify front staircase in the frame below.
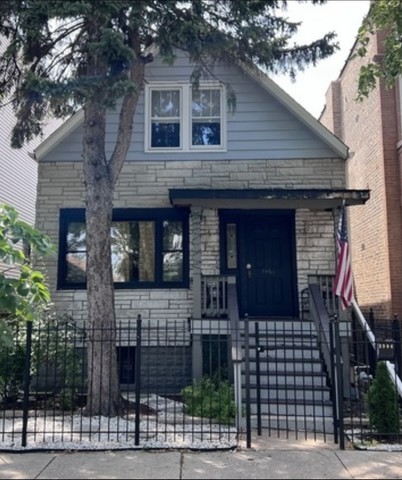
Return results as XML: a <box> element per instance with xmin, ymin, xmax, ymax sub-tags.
<box><xmin>241</xmin><ymin>318</ymin><xmax>334</xmax><ymax>434</ymax></box>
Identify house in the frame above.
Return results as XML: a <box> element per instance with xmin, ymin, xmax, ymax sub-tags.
<box><xmin>0</xmin><ymin>112</ymin><xmax>38</xmax><ymax>230</ymax></box>
<box><xmin>31</xmin><ymin>49</ymin><xmax>370</xmax><ymax>405</ymax></box>
<box><xmin>0</xmin><ymin>40</ymin><xmax>37</xmax><ymax>229</ymax></box>
<box><xmin>0</xmin><ymin>44</ymin><xmax>39</xmax><ymax>277</ymax></box>
<box><xmin>0</xmin><ymin>43</ymin><xmax>38</xmax><ymax>279</ymax></box>
<box><xmin>320</xmin><ymin>28</ymin><xmax>402</xmax><ymax>319</ymax></box>
<box><xmin>0</xmin><ymin>41</ymin><xmax>62</xmax><ymax>279</ymax></box>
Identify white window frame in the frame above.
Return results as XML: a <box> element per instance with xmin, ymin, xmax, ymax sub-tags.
<box><xmin>145</xmin><ymin>82</ymin><xmax>226</xmax><ymax>153</ymax></box>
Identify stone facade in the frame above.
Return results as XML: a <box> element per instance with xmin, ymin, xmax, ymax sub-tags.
<box><xmin>36</xmin><ymin>157</ymin><xmax>342</xmax><ymax>328</ymax></box>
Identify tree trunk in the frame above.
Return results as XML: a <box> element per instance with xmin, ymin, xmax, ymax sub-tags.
<box><xmin>83</xmin><ymin>101</ymin><xmax>120</xmax><ymax>416</ymax></box>
<box><xmin>80</xmin><ymin>23</ymin><xmax>145</xmax><ymax>413</ymax></box>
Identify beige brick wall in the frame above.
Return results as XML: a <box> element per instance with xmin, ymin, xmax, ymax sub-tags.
<box><xmin>37</xmin><ymin>157</ymin><xmax>343</xmax><ymax>324</ymax></box>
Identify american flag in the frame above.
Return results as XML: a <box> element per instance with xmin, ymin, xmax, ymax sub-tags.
<box><xmin>333</xmin><ymin>201</ymin><xmax>354</xmax><ymax>310</ymax></box>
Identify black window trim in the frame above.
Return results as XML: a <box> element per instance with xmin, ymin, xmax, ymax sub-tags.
<box><xmin>58</xmin><ymin>207</ymin><xmax>190</xmax><ymax>290</ymax></box>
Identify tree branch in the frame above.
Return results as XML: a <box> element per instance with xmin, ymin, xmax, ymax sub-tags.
<box><xmin>108</xmin><ymin>30</ymin><xmax>147</xmax><ymax>187</ymax></box>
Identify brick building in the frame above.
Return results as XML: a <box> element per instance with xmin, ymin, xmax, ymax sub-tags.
<box><xmin>320</xmin><ymin>29</ymin><xmax>402</xmax><ymax>318</ymax></box>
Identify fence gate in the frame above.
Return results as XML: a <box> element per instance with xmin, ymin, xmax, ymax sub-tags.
<box><xmin>242</xmin><ymin>319</ymin><xmax>335</xmax><ymax>446</ymax></box>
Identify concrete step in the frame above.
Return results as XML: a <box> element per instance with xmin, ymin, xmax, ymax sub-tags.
<box><xmin>243</xmin><ymin>359</ymin><xmax>324</xmax><ymax>374</ymax></box>
<box><xmin>248</xmin><ymin>400</ymin><xmax>333</xmax><ymax>417</ymax></box>
<box><xmin>246</xmin><ymin>348</ymin><xmax>322</xmax><ymax>360</ymax></box>
<box><xmin>247</xmin><ymin>414</ymin><xmax>335</xmax><ymax>433</ymax></box>
<box><xmin>245</xmin><ymin>386</ymin><xmax>331</xmax><ymax>402</ymax></box>
<box><xmin>243</xmin><ymin>373</ymin><xmax>328</xmax><ymax>387</ymax></box>
<box><xmin>239</xmin><ymin>317</ymin><xmax>333</xmax><ymax>427</ymax></box>
<box><xmin>239</xmin><ymin>320</ymin><xmax>319</xmax><ymax>333</ymax></box>
<box><xmin>245</xmin><ymin>338</ymin><xmax>319</xmax><ymax>349</ymax></box>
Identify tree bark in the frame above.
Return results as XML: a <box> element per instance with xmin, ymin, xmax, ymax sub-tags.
<box><xmin>83</xmin><ymin>100</ymin><xmax>120</xmax><ymax>416</ymax></box>
<box><xmin>81</xmin><ymin>50</ymin><xmax>145</xmax><ymax>415</ymax></box>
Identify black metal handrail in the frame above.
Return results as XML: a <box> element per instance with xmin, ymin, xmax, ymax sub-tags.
<box><xmin>309</xmin><ymin>283</ymin><xmax>332</xmax><ymax>382</ymax></box>
<box><xmin>351</xmin><ymin>300</ymin><xmax>402</xmax><ymax>399</ymax></box>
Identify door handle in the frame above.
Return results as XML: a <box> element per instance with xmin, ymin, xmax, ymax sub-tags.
<box><xmin>246</xmin><ymin>263</ymin><xmax>252</xmax><ymax>278</ymax></box>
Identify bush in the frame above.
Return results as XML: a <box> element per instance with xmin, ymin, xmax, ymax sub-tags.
<box><xmin>0</xmin><ymin>330</ymin><xmax>25</xmax><ymax>404</ymax></box>
<box><xmin>368</xmin><ymin>361</ymin><xmax>400</xmax><ymax>435</ymax></box>
<box><xmin>181</xmin><ymin>376</ymin><xmax>236</xmax><ymax>424</ymax></box>
<box><xmin>31</xmin><ymin>314</ymin><xmax>86</xmax><ymax>411</ymax></box>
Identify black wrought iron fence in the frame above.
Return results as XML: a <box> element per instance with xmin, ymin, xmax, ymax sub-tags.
<box><xmin>0</xmin><ymin>317</ymin><xmax>238</xmax><ymax>450</ymax></box>
<box><xmin>341</xmin><ymin>311</ymin><xmax>402</xmax><ymax>449</ymax></box>
<box><xmin>242</xmin><ymin>318</ymin><xmax>335</xmax><ymax>445</ymax></box>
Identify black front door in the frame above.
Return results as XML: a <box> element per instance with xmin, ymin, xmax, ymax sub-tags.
<box><xmin>239</xmin><ymin>212</ymin><xmax>297</xmax><ymax>317</ymax></box>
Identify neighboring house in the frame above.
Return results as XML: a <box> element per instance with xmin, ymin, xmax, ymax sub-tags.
<box><xmin>320</xmin><ymin>29</ymin><xmax>402</xmax><ymax>319</ymax></box>
<box><xmin>0</xmin><ymin>109</ymin><xmax>38</xmax><ymax>229</ymax></box>
<box><xmin>0</xmin><ymin>46</ymin><xmax>37</xmax><ymax>259</ymax></box>
<box><xmin>0</xmin><ymin>42</ymin><xmax>62</xmax><ymax>278</ymax></box>
<box><xmin>0</xmin><ymin>38</ymin><xmax>37</xmax><ymax>279</ymax></box>
<box><xmin>0</xmin><ymin>107</ymin><xmax>60</xmax><ymax>279</ymax></box>
<box><xmin>31</xmin><ymin>49</ymin><xmax>369</xmax><ymax>395</ymax></box>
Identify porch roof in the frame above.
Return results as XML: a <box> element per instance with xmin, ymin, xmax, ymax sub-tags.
<box><xmin>169</xmin><ymin>188</ymin><xmax>370</xmax><ymax>210</ymax></box>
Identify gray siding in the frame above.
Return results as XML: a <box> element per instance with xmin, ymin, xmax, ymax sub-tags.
<box><xmin>0</xmin><ymin>40</ymin><xmax>62</xmax><ymax>278</ymax></box>
<box><xmin>0</xmin><ymin>107</ymin><xmax>38</xmax><ymax>226</ymax></box>
<box><xmin>0</xmin><ymin>43</ymin><xmax>37</xmax><ymax>277</ymax></box>
<box><xmin>42</xmin><ymin>50</ymin><xmax>338</xmax><ymax>163</ymax></box>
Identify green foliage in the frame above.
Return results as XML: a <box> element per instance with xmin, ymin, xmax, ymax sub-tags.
<box><xmin>0</xmin><ymin>203</ymin><xmax>54</xmax><ymax>344</ymax></box>
<box><xmin>0</xmin><ymin>329</ymin><xmax>25</xmax><ymax>404</ymax></box>
<box><xmin>0</xmin><ymin>0</ymin><xmax>339</xmax><ymax>148</ymax></box>
<box><xmin>31</xmin><ymin>314</ymin><xmax>86</xmax><ymax>411</ymax></box>
<box><xmin>0</xmin><ymin>311</ymin><xmax>85</xmax><ymax>410</ymax></box>
<box><xmin>355</xmin><ymin>0</ymin><xmax>402</xmax><ymax>99</ymax></box>
<box><xmin>181</xmin><ymin>376</ymin><xmax>236</xmax><ymax>424</ymax></box>
<box><xmin>0</xmin><ymin>0</ymin><xmax>338</xmax><ymax>416</ymax></box>
<box><xmin>368</xmin><ymin>361</ymin><xmax>400</xmax><ymax>435</ymax></box>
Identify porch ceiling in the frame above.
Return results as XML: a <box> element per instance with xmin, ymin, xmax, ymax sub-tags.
<box><xmin>169</xmin><ymin>188</ymin><xmax>370</xmax><ymax>210</ymax></box>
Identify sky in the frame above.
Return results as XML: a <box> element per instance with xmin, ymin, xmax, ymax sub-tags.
<box><xmin>271</xmin><ymin>0</ymin><xmax>371</xmax><ymax>119</ymax></box>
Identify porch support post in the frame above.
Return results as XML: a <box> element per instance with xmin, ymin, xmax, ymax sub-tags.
<box><xmin>191</xmin><ymin>207</ymin><xmax>203</xmax><ymax>380</ymax></box>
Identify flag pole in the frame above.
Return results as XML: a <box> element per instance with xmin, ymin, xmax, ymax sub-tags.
<box><xmin>332</xmin><ymin>203</ymin><xmax>342</xmax><ymax>319</ymax></box>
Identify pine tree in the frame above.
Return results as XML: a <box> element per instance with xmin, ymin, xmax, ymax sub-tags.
<box><xmin>0</xmin><ymin>0</ymin><xmax>338</xmax><ymax>416</ymax></box>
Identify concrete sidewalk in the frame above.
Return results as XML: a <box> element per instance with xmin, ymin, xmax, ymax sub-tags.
<box><xmin>1</xmin><ymin>435</ymin><xmax>402</xmax><ymax>479</ymax></box>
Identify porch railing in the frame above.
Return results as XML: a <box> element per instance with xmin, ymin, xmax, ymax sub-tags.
<box><xmin>201</xmin><ymin>275</ymin><xmax>229</xmax><ymax>318</ymax></box>
<box><xmin>308</xmin><ymin>274</ymin><xmax>338</xmax><ymax>317</ymax></box>
<box><xmin>309</xmin><ymin>283</ymin><xmax>333</xmax><ymax>383</ymax></box>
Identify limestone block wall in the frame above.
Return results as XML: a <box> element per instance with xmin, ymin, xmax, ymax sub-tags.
<box><xmin>36</xmin><ymin>157</ymin><xmax>342</xmax><ymax>325</ymax></box>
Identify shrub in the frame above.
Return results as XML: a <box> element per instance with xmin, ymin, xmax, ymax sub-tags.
<box><xmin>368</xmin><ymin>361</ymin><xmax>400</xmax><ymax>435</ymax></box>
<box><xmin>181</xmin><ymin>376</ymin><xmax>236</xmax><ymax>424</ymax></box>
<box><xmin>0</xmin><ymin>331</ymin><xmax>25</xmax><ymax>404</ymax></box>
<box><xmin>31</xmin><ymin>314</ymin><xmax>86</xmax><ymax>411</ymax></box>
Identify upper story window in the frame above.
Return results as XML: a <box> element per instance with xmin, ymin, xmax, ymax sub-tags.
<box><xmin>145</xmin><ymin>83</ymin><xmax>226</xmax><ymax>152</ymax></box>
<box><xmin>58</xmin><ymin>208</ymin><xmax>189</xmax><ymax>290</ymax></box>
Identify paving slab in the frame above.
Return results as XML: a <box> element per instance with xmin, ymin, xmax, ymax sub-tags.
<box><xmin>35</xmin><ymin>450</ymin><xmax>182</xmax><ymax>479</ymax></box>
<box><xmin>0</xmin><ymin>453</ymin><xmax>57</xmax><ymax>480</ymax></box>
<box><xmin>1</xmin><ymin>433</ymin><xmax>402</xmax><ymax>480</ymax></box>
<box><xmin>336</xmin><ymin>451</ymin><xmax>402</xmax><ymax>479</ymax></box>
<box><xmin>181</xmin><ymin>449</ymin><xmax>353</xmax><ymax>479</ymax></box>
<box><xmin>0</xmin><ymin>450</ymin><xmax>182</xmax><ymax>480</ymax></box>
